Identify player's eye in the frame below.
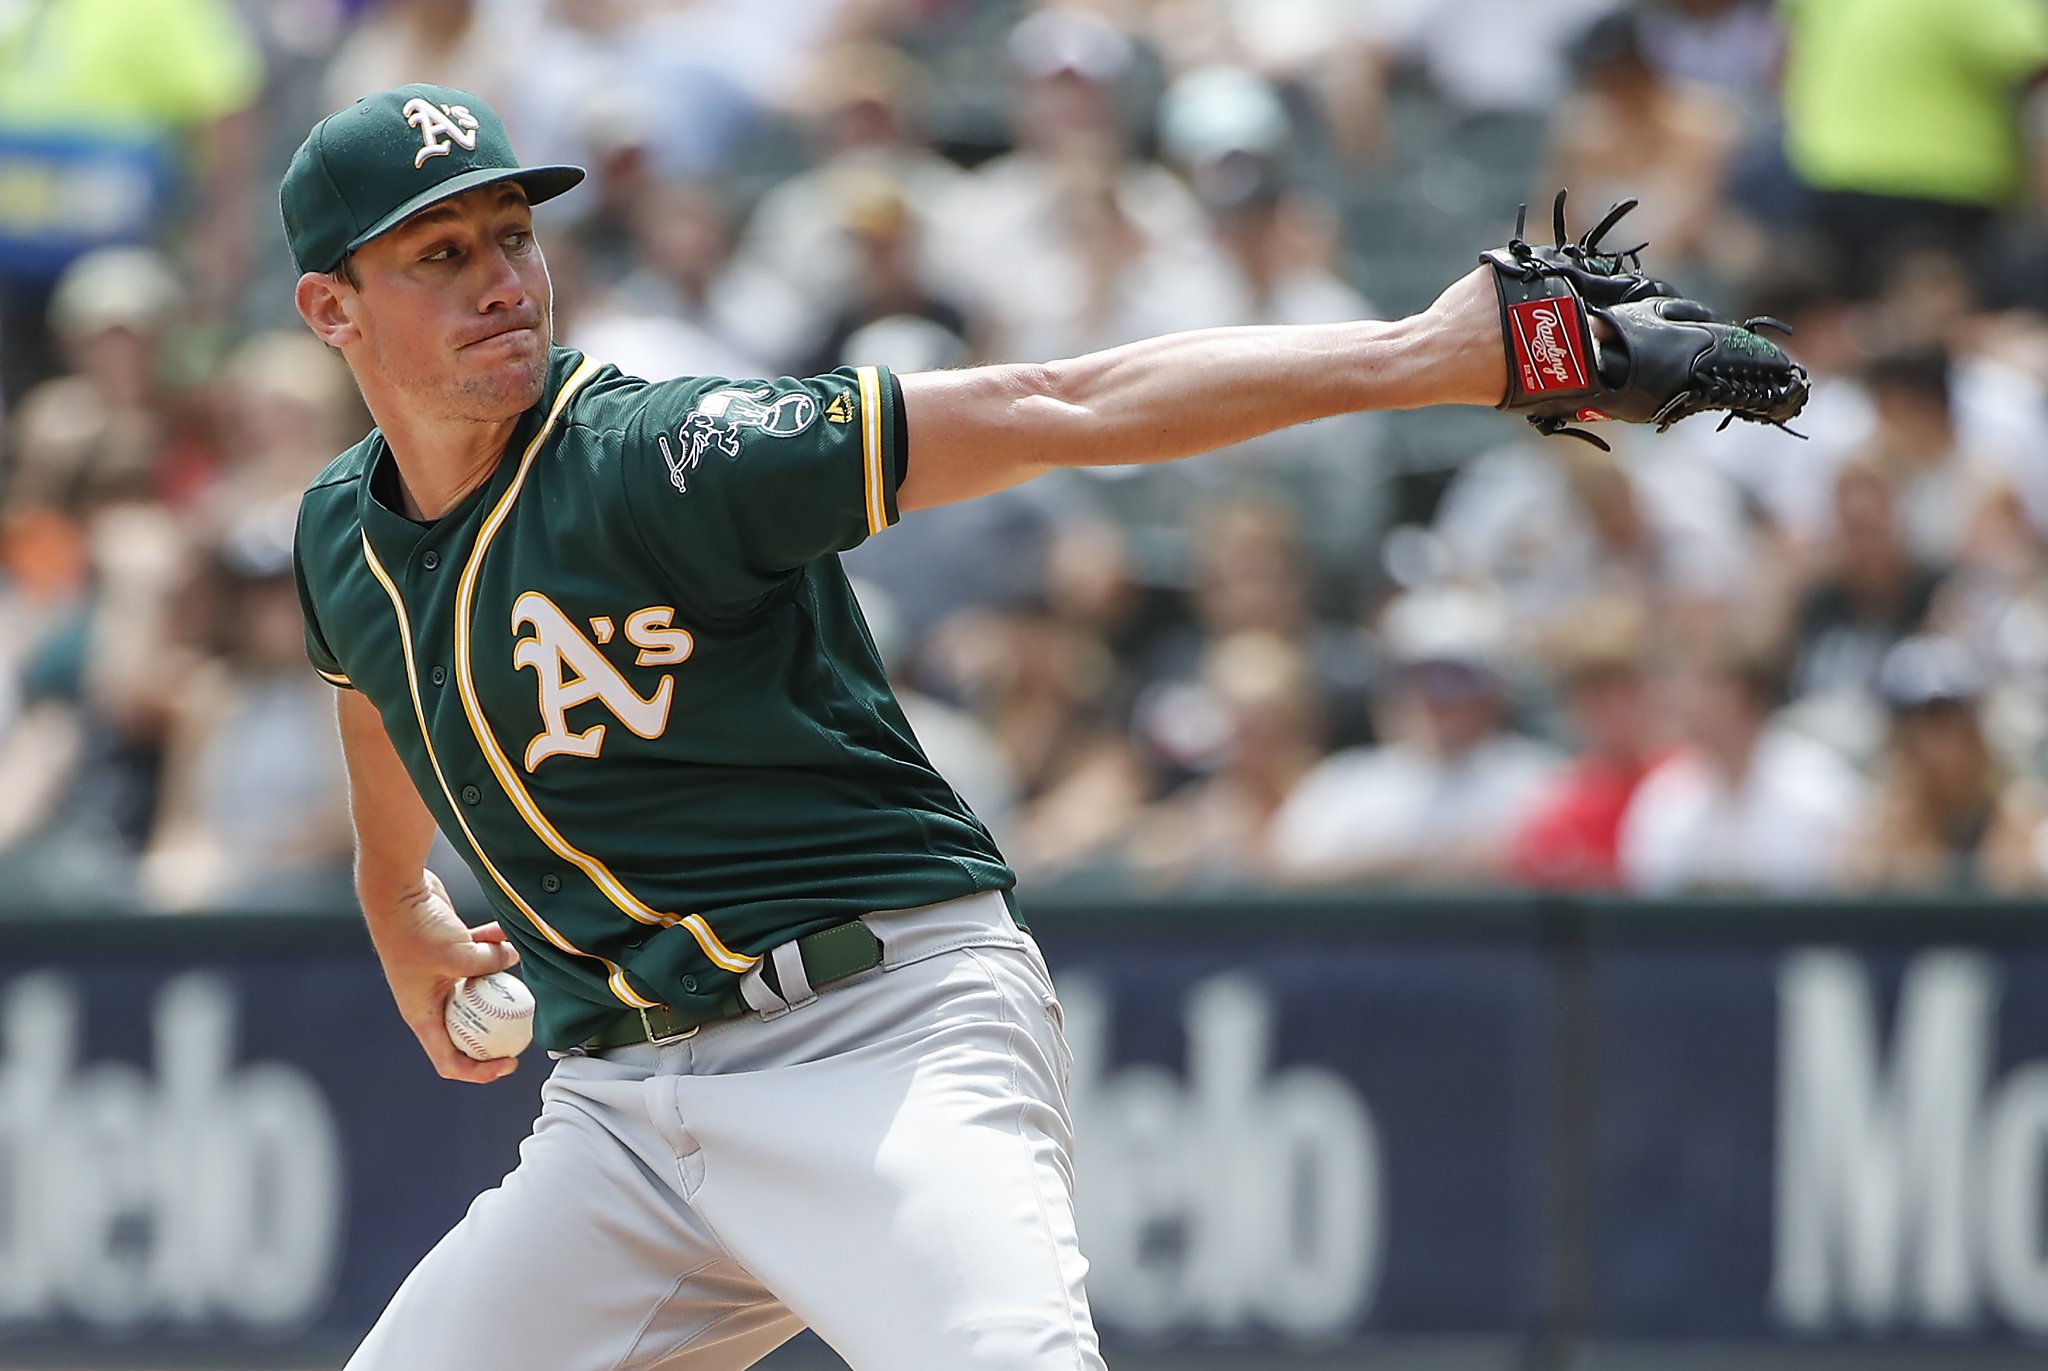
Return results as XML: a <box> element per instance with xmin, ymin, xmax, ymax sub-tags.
<box><xmin>422</xmin><ymin>244</ymin><xmax>457</xmax><ymax>264</ymax></box>
<box><xmin>503</xmin><ymin>229</ymin><xmax>532</xmax><ymax>251</ymax></box>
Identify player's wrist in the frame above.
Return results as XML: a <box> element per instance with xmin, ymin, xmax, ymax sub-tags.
<box><xmin>355</xmin><ymin>867</ymin><xmax>437</xmax><ymax>922</ymax></box>
<box><xmin>1365</xmin><ymin>281</ymin><xmax>1508</xmax><ymax>411</ymax></box>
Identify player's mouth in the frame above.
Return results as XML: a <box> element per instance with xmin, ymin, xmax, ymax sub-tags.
<box><xmin>459</xmin><ymin>320</ymin><xmax>541</xmax><ymax>350</ymax></box>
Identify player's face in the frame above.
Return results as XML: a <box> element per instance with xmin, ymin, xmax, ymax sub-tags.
<box><xmin>341</xmin><ymin>184</ymin><xmax>553</xmax><ymax>422</ymax></box>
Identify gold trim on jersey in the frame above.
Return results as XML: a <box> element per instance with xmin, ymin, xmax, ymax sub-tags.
<box><xmin>316</xmin><ymin>667</ymin><xmax>353</xmax><ymax>687</ymax></box>
<box><xmin>856</xmin><ymin>365</ymin><xmax>886</xmax><ymax>536</ymax></box>
<box><xmin>358</xmin><ymin>532</ymin><xmax>656</xmax><ymax>1010</ymax></box>
<box><xmin>453</xmin><ymin>354</ymin><xmax>760</xmax><ymax>976</ymax></box>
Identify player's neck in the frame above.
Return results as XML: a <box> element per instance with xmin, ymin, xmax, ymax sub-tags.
<box><xmin>373</xmin><ymin>408</ymin><xmax>522</xmax><ymax>521</ymax></box>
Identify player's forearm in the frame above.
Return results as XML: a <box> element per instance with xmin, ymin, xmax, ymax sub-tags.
<box><xmin>897</xmin><ymin>268</ymin><xmax>1505</xmax><ymax>511</ymax></box>
<box><xmin>1041</xmin><ymin>313</ymin><xmax>1496</xmax><ymax>454</ymax></box>
<box><xmin>335</xmin><ymin>690</ymin><xmax>440</xmax><ymax>913</ymax></box>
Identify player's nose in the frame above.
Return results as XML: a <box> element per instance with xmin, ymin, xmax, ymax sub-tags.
<box><xmin>473</xmin><ymin>243</ymin><xmax>529</xmax><ymax>314</ymax></box>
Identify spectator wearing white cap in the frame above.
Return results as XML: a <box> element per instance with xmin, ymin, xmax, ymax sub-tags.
<box><xmin>1270</xmin><ymin>585</ymin><xmax>1563</xmax><ymax>886</ymax></box>
<box><xmin>954</xmin><ymin>7</ymin><xmax>1239</xmax><ymax>362</ymax></box>
<box><xmin>730</xmin><ymin>43</ymin><xmax>977</xmax><ymax>364</ymax></box>
<box><xmin>4</xmin><ymin>248</ymin><xmax>182</xmax><ymax>514</ymax></box>
<box><xmin>1846</xmin><ymin>636</ymin><xmax>2048</xmax><ymax>892</ymax></box>
<box><xmin>1132</xmin><ymin>65</ymin><xmax>1389</xmax><ymax>560</ymax></box>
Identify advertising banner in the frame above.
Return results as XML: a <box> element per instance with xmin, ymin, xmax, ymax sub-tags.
<box><xmin>4</xmin><ymin>902</ymin><xmax>2048</xmax><ymax>1366</ymax></box>
<box><xmin>0</xmin><ymin>935</ymin><xmax>535</xmax><ymax>1360</ymax></box>
<box><xmin>1590</xmin><ymin>937</ymin><xmax>2048</xmax><ymax>1349</ymax></box>
<box><xmin>1052</xmin><ymin>938</ymin><xmax>1554</xmax><ymax>1348</ymax></box>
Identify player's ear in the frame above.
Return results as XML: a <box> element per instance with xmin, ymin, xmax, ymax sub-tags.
<box><xmin>295</xmin><ymin>272</ymin><xmax>361</xmax><ymax>349</ymax></box>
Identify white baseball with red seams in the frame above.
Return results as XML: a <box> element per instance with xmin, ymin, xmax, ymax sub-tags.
<box><xmin>445</xmin><ymin>972</ymin><xmax>535</xmax><ymax>1060</ymax></box>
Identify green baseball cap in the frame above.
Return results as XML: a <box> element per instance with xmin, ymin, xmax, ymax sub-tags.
<box><xmin>281</xmin><ymin>84</ymin><xmax>584</xmax><ymax>276</ymax></box>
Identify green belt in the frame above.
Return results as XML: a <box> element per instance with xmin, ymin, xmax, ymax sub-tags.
<box><xmin>579</xmin><ymin>920</ymin><xmax>885</xmax><ymax>1052</ymax></box>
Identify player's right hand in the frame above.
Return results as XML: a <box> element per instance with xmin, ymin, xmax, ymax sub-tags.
<box><xmin>365</xmin><ymin>869</ymin><xmax>524</xmax><ymax>1084</ymax></box>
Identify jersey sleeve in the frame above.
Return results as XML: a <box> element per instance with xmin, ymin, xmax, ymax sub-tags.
<box><xmin>292</xmin><ymin>513</ymin><xmax>354</xmax><ymax>690</ymax></box>
<box><xmin>618</xmin><ymin>366</ymin><xmax>905</xmax><ymax>615</ymax></box>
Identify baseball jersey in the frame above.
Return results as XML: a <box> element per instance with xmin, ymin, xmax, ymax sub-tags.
<box><xmin>294</xmin><ymin>346</ymin><xmax>1014</xmax><ymax>1050</ymax></box>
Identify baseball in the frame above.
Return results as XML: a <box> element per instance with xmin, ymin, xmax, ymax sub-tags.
<box><xmin>445</xmin><ymin>972</ymin><xmax>535</xmax><ymax>1060</ymax></box>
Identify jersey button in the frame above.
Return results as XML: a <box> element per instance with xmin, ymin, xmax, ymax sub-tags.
<box><xmin>540</xmin><ymin>874</ymin><xmax>562</xmax><ymax>893</ymax></box>
<box><xmin>421</xmin><ymin>550</ymin><xmax>441</xmax><ymax>570</ymax></box>
<box><xmin>460</xmin><ymin>784</ymin><xmax>481</xmax><ymax>805</ymax></box>
<box><xmin>680</xmin><ymin>976</ymin><xmax>699</xmax><ymax>993</ymax></box>
<box><xmin>429</xmin><ymin>666</ymin><xmax>447</xmax><ymax>686</ymax></box>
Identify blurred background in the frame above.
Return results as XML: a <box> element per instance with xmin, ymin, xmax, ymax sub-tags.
<box><xmin>5</xmin><ymin>0</ymin><xmax>2048</xmax><ymax>1367</ymax></box>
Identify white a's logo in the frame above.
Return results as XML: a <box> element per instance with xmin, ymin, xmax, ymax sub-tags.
<box><xmin>402</xmin><ymin>98</ymin><xmax>481</xmax><ymax>169</ymax></box>
<box><xmin>511</xmin><ymin>593</ymin><xmax>694</xmax><ymax>770</ymax></box>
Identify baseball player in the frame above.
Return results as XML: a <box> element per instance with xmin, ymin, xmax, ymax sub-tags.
<box><xmin>285</xmin><ymin>85</ymin><xmax>1800</xmax><ymax>1371</ymax></box>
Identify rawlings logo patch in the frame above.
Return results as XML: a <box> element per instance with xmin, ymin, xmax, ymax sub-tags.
<box><xmin>402</xmin><ymin>98</ymin><xmax>481</xmax><ymax>168</ymax></box>
<box><xmin>1508</xmin><ymin>297</ymin><xmax>1590</xmax><ymax>395</ymax></box>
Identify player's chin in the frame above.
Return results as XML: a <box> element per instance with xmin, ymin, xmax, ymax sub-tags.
<box><xmin>459</xmin><ymin>337</ymin><xmax>550</xmax><ymax>415</ymax></box>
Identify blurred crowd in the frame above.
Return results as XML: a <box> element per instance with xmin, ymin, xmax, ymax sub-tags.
<box><xmin>6</xmin><ymin>0</ymin><xmax>2048</xmax><ymax>913</ymax></box>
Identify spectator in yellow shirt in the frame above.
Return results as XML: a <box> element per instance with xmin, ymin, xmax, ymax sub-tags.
<box><xmin>1779</xmin><ymin>0</ymin><xmax>2048</xmax><ymax>296</ymax></box>
<box><xmin>0</xmin><ymin>0</ymin><xmax>263</xmax><ymax>406</ymax></box>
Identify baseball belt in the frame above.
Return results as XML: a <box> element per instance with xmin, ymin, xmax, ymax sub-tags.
<box><xmin>579</xmin><ymin>920</ymin><xmax>885</xmax><ymax>1052</ymax></box>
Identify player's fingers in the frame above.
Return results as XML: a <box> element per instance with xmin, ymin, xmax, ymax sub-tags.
<box><xmin>444</xmin><ymin>936</ymin><xmax>520</xmax><ymax>978</ymax></box>
<box><xmin>467</xmin><ymin>921</ymin><xmax>521</xmax><ymax>965</ymax></box>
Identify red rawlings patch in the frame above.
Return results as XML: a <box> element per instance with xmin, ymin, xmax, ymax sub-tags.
<box><xmin>1508</xmin><ymin>296</ymin><xmax>1591</xmax><ymax>395</ymax></box>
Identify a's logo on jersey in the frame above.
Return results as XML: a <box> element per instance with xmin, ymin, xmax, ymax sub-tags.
<box><xmin>824</xmin><ymin>392</ymin><xmax>854</xmax><ymax>425</ymax></box>
<box><xmin>656</xmin><ymin>417</ymin><xmax>738</xmax><ymax>494</ymax></box>
<box><xmin>654</xmin><ymin>387</ymin><xmax>818</xmax><ymax>495</ymax></box>
<box><xmin>511</xmin><ymin>593</ymin><xmax>694</xmax><ymax>770</ymax></box>
<box><xmin>402</xmin><ymin>98</ymin><xmax>481</xmax><ymax>169</ymax></box>
<box><xmin>697</xmin><ymin>386</ymin><xmax>817</xmax><ymax>437</ymax></box>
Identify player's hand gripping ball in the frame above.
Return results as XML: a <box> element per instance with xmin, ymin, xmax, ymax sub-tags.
<box><xmin>445</xmin><ymin>971</ymin><xmax>535</xmax><ymax>1060</ymax></box>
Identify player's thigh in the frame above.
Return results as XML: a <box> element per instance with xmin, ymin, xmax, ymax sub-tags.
<box><xmin>348</xmin><ymin>1059</ymin><xmax>795</xmax><ymax>1371</ymax></box>
<box><xmin>671</xmin><ymin>944</ymin><xmax>1101</xmax><ymax>1371</ymax></box>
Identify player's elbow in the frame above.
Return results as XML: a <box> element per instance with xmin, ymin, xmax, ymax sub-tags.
<box><xmin>1007</xmin><ymin>360</ymin><xmax>1100</xmax><ymax>453</ymax></box>
<box><xmin>962</xmin><ymin>361</ymin><xmax>1094</xmax><ymax>469</ymax></box>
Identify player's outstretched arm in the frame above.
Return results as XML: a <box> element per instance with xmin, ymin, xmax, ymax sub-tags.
<box><xmin>335</xmin><ymin>688</ymin><xmax>521</xmax><ymax>1084</ymax></box>
<box><xmin>895</xmin><ymin>265</ymin><xmax>1505</xmax><ymax>512</ymax></box>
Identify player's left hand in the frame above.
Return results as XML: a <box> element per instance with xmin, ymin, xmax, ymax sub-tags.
<box><xmin>1481</xmin><ymin>189</ymin><xmax>1810</xmax><ymax>447</ymax></box>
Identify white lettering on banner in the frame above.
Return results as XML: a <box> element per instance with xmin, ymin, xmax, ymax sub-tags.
<box><xmin>0</xmin><ymin>973</ymin><xmax>344</xmax><ymax>1331</ymax></box>
<box><xmin>1061</xmin><ymin>974</ymin><xmax>1383</xmax><ymax>1340</ymax></box>
<box><xmin>1772</xmin><ymin>949</ymin><xmax>2048</xmax><ymax>1335</ymax></box>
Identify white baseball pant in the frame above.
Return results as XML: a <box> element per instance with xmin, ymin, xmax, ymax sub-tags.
<box><xmin>346</xmin><ymin>890</ymin><xmax>1104</xmax><ymax>1371</ymax></box>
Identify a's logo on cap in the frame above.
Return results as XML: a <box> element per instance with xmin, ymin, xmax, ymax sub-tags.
<box><xmin>402</xmin><ymin>97</ymin><xmax>481</xmax><ymax>169</ymax></box>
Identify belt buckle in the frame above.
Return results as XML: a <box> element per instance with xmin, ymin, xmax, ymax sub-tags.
<box><xmin>640</xmin><ymin>1006</ymin><xmax>699</xmax><ymax>1046</ymax></box>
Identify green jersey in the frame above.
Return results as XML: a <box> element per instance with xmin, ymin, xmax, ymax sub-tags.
<box><xmin>294</xmin><ymin>346</ymin><xmax>1014</xmax><ymax>1049</ymax></box>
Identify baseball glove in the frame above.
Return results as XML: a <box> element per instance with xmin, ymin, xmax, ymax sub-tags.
<box><xmin>1482</xmin><ymin>190</ymin><xmax>1809</xmax><ymax>449</ymax></box>
<box><xmin>1494</xmin><ymin>189</ymin><xmax>1678</xmax><ymax>307</ymax></box>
